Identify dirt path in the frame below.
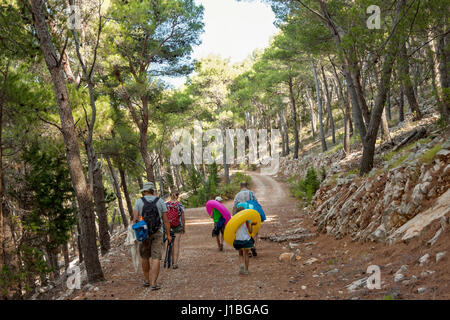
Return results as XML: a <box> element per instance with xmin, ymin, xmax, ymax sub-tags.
<box><xmin>67</xmin><ymin>171</ymin><xmax>449</xmax><ymax>300</ymax></box>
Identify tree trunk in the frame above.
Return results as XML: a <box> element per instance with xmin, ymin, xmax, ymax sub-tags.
<box><xmin>76</xmin><ymin>222</ymin><xmax>83</xmax><ymax>264</ymax></box>
<box><xmin>386</xmin><ymin>89</ymin><xmax>392</xmax><ymax>121</ymax></box>
<box><xmin>110</xmin><ymin>208</ymin><xmax>117</xmax><ymax>234</ymax></box>
<box><xmin>311</xmin><ymin>59</ymin><xmax>327</xmax><ymax>152</ymax></box>
<box><xmin>380</xmin><ymin>108</ymin><xmax>391</xmax><ymax>142</ymax></box>
<box><xmin>139</xmin><ymin>130</ymin><xmax>155</xmax><ymax>182</ymax></box>
<box><xmin>70</xmin><ymin>4</ymin><xmax>110</xmax><ymax>256</ymax></box>
<box><xmin>359</xmin><ymin>0</ymin><xmax>404</xmax><ymax>175</ymax></box>
<box><xmin>169</xmin><ymin>163</ymin><xmax>180</xmax><ymax>192</ymax></box>
<box><xmin>399</xmin><ymin>84</ymin><xmax>405</xmax><ymax>122</ymax></box>
<box><xmin>305</xmin><ymin>88</ymin><xmax>317</xmax><ymax>137</ymax></box>
<box><xmin>321</xmin><ymin>65</ymin><xmax>336</xmax><ymax>144</ymax></box>
<box><xmin>288</xmin><ymin>78</ymin><xmax>300</xmax><ymax>159</ymax></box>
<box><xmin>62</xmin><ymin>243</ymin><xmax>70</xmax><ymax>271</ymax></box>
<box><xmin>278</xmin><ymin>114</ymin><xmax>286</xmax><ymax>156</ymax></box>
<box><xmin>431</xmin><ymin>28</ymin><xmax>450</xmax><ymax>121</ymax></box>
<box><xmin>399</xmin><ymin>42</ymin><xmax>422</xmax><ymax>120</ymax></box>
<box><xmin>316</xmin><ymin>0</ymin><xmax>367</xmax><ymax>142</ymax></box>
<box><xmin>0</xmin><ymin>64</ymin><xmax>5</xmax><ymax>266</ymax></box>
<box><xmin>352</xmin><ymin>68</ymin><xmax>371</xmax><ymax>126</ymax></box>
<box><xmin>281</xmin><ymin>110</ymin><xmax>289</xmax><ymax>156</ymax></box>
<box><xmin>119</xmin><ymin>165</ymin><xmax>133</xmax><ymax>221</ymax></box>
<box><xmin>138</xmin><ymin>176</ymin><xmax>144</xmax><ymax>190</ymax></box>
<box><xmin>85</xmin><ymin>145</ymin><xmax>110</xmax><ymax>256</ymax></box>
<box><xmin>330</xmin><ymin>59</ymin><xmax>350</xmax><ymax>155</ymax></box>
<box><xmin>30</xmin><ymin>0</ymin><xmax>103</xmax><ymax>283</ymax></box>
<box><xmin>222</xmin><ymin>126</ymin><xmax>230</xmax><ymax>184</ymax></box>
<box><xmin>106</xmin><ymin>157</ymin><xmax>128</xmax><ymax>228</ymax></box>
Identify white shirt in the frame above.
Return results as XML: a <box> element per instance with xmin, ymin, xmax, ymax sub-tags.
<box><xmin>235</xmin><ymin>222</ymin><xmax>250</xmax><ymax>241</ymax></box>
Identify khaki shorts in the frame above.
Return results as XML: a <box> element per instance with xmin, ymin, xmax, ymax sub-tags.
<box><xmin>139</xmin><ymin>230</ymin><xmax>163</xmax><ymax>260</ymax></box>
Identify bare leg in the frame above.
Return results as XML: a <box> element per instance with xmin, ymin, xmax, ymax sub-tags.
<box><xmin>216</xmin><ymin>235</ymin><xmax>221</xmax><ymax>249</ymax></box>
<box><xmin>173</xmin><ymin>233</ymin><xmax>181</xmax><ymax>265</ymax></box>
<box><xmin>150</xmin><ymin>258</ymin><xmax>160</xmax><ymax>286</ymax></box>
<box><xmin>142</xmin><ymin>258</ymin><xmax>150</xmax><ymax>282</ymax></box>
<box><xmin>244</xmin><ymin>249</ymin><xmax>250</xmax><ymax>271</ymax></box>
<box><xmin>171</xmin><ymin>242</ymin><xmax>175</xmax><ymax>265</ymax></box>
<box><xmin>238</xmin><ymin>249</ymin><xmax>244</xmax><ymax>268</ymax></box>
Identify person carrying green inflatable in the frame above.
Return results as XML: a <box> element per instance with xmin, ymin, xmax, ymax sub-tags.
<box><xmin>211</xmin><ymin>196</ymin><xmax>226</xmax><ymax>251</ymax></box>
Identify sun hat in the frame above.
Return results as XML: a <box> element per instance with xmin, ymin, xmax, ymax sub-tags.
<box><xmin>215</xmin><ymin>196</ymin><xmax>223</xmax><ymax>202</ymax></box>
<box><xmin>140</xmin><ymin>181</ymin><xmax>155</xmax><ymax>192</ymax></box>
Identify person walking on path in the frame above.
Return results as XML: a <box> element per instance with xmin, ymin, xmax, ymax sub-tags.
<box><xmin>232</xmin><ymin>182</ymin><xmax>259</xmax><ymax>257</ymax></box>
<box><xmin>165</xmin><ymin>192</ymin><xmax>185</xmax><ymax>269</ymax></box>
<box><xmin>132</xmin><ymin>182</ymin><xmax>172</xmax><ymax>290</ymax></box>
<box><xmin>211</xmin><ymin>196</ymin><xmax>226</xmax><ymax>251</ymax></box>
<box><xmin>233</xmin><ymin>205</ymin><xmax>257</xmax><ymax>275</ymax></box>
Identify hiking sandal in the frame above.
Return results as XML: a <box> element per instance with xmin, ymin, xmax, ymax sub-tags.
<box><xmin>143</xmin><ymin>280</ymin><xmax>150</xmax><ymax>288</ymax></box>
<box><xmin>239</xmin><ymin>269</ymin><xmax>250</xmax><ymax>275</ymax></box>
<box><xmin>172</xmin><ymin>264</ymin><xmax>178</xmax><ymax>269</ymax></box>
<box><xmin>151</xmin><ymin>285</ymin><xmax>161</xmax><ymax>291</ymax></box>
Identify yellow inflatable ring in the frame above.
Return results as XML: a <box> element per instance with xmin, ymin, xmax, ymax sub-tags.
<box><xmin>224</xmin><ymin>209</ymin><xmax>261</xmax><ymax>247</ymax></box>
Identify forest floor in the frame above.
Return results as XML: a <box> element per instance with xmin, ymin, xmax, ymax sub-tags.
<box><xmin>51</xmin><ymin>171</ymin><xmax>449</xmax><ymax>300</ymax></box>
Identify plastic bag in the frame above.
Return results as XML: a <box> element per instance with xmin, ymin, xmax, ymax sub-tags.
<box><xmin>125</xmin><ymin>225</ymin><xmax>141</xmax><ymax>272</ymax></box>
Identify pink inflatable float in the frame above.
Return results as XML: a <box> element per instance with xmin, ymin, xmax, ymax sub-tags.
<box><xmin>205</xmin><ymin>200</ymin><xmax>231</xmax><ymax>223</ymax></box>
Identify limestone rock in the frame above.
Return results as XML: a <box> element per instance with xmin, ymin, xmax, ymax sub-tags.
<box><xmin>417</xmin><ymin>287</ymin><xmax>426</xmax><ymax>294</ymax></box>
<box><xmin>436</xmin><ymin>251</ymin><xmax>446</xmax><ymax>263</ymax></box>
<box><xmin>419</xmin><ymin>254</ymin><xmax>430</xmax><ymax>266</ymax></box>
<box><xmin>394</xmin><ymin>273</ymin><xmax>404</xmax><ymax>282</ymax></box>
<box><xmin>346</xmin><ymin>277</ymin><xmax>368</xmax><ymax>292</ymax></box>
<box><xmin>371</xmin><ymin>224</ymin><xmax>386</xmax><ymax>242</ymax></box>
<box><xmin>326</xmin><ymin>268</ymin><xmax>339</xmax><ymax>276</ymax></box>
<box><xmin>427</xmin><ymin>229</ymin><xmax>442</xmax><ymax>246</ymax></box>
<box><xmin>279</xmin><ymin>252</ymin><xmax>298</xmax><ymax>264</ymax></box>
<box><xmin>436</xmin><ymin>149</ymin><xmax>450</xmax><ymax>159</ymax></box>
<box><xmin>304</xmin><ymin>257</ymin><xmax>318</xmax><ymax>265</ymax></box>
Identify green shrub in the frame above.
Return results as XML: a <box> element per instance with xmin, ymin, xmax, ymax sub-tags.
<box><xmin>320</xmin><ymin>166</ymin><xmax>326</xmax><ymax>182</ymax></box>
<box><xmin>186</xmin><ymin>166</ymin><xmax>204</xmax><ymax>194</ymax></box>
<box><xmin>184</xmin><ymin>169</ymin><xmax>251</xmax><ymax>208</ymax></box>
<box><xmin>289</xmin><ymin>167</ymin><xmax>321</xmax><ymax>203</ymax></box>
<box><xmin>419</xmin><ymin>144</ymin><xmax>442</xmax><ymax>165</ymax></box>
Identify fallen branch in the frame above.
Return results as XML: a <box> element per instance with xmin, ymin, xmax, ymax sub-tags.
<box><xmin>261</xmin><ymin>233</ymin><xmax>316</xmax><ymax>243</ymax></box>
<box><xmin>393</xmin><ymin>126</ymin><xmax>427</xmax><ymax>152</ymax></box>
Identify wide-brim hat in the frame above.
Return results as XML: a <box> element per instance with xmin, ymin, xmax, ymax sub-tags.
<box><xmin>215</xmin><ymin>196</ymin><xmax>223</xmax><ymax>202</ymax></box>
<box><xmin>140</xmin><ymin>182</ymin><xmax>155</xmax><ymax>192</ymax></box>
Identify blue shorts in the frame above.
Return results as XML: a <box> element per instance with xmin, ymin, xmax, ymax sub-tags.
<box><xmin>233</xmin><ymin>238</ymin><xmax>254</xmax><ymax>250</ymax></box>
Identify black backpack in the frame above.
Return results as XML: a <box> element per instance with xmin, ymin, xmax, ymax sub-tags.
<box><xmin>141</xmin><ymin>197</ymin><xmax>161</xmax><ymax>234</ymax></box>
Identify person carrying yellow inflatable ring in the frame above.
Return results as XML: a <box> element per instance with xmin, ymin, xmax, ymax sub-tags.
<box><xmin>232</xmin><ymin>203</ymin><xmax>258</xmax><ymax>275</ymax></box>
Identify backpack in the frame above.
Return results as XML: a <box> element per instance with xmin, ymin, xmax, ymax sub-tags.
<box><xmin>166</xmin><ymin>201</ymin><xmax>181</xmax><ymax>228</ymax></box>
<box><xmin>132</xmin><ymin>220</ymin><xmax>149</xmax><ymax>242</ymax></box>
<box><xmin>141</xmin><ymin>196</ymin><xmax>161</xmax><ymax>234</ymax></box>
<box><xmin>247</xmin><ymin>199</ymin><xmax>266</xmax><ymax>222</ymax></box>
